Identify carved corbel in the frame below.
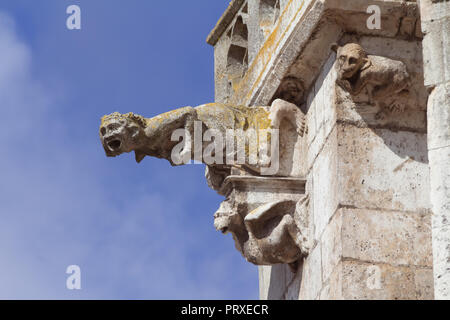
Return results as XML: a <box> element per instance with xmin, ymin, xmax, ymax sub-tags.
<box><xmin>213</xmin><ymin>176</ymin><xmax>310</xmax><ymax>272</ymax></box>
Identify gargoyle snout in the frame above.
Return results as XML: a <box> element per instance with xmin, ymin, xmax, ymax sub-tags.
<box><xmin>214</xmin><ymin>201</ymin><xmax>235</xmax><ymax>234</ymax></box>
<box><xmin>214</xmin><ymin>215</ymin><xmax>231</xmax><ymax>234</ymax></box>
<box><xmin>341</xmin><ymin>65</ymin><xmax>356</xmax><ymax>77</ymax></box>
<box><xmin>100</xmin><ymin>123</ymin><xmax>124</xmax><ymax>156</ymax></box>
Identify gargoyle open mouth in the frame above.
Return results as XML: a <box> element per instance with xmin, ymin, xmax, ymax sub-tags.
<box><xmin>220</xmin><ymin>227</ymin><xmax>228</xmax><ymax>234</ymax></box>
<box><xmin>107</xmin><ymin>139</ymin><xmax>122</xmax><ymax>151</ymax></box>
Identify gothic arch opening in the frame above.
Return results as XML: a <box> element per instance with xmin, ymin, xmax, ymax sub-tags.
<box><xmin>226</xmin><ymin>16</ymin><xmax>249</xmax><ymax>78</ymax></box>
<box><xmin>259</xmin><ymin>0</ymin><xmax>280</xmax><ymax>36</ymax></box>
<box><xmin>226</xmin><ymin>44</ymin><xmax>248</xmax><ymax>77</ymax></box>
<box><xmin>230</xmin><ymin>16</ymin><xmax>248</xmax><ymax>47</ymax></box>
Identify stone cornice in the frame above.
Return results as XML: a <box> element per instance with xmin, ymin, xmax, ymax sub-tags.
<box><xmin>206</xmin><ymin>0</ymin><xmax>246</xmax><ymax>46</ymax></box>
<box><xmin>223</xmin><ymin>0</ymin><xmax>420</xmax><ymax>107</ymax></box>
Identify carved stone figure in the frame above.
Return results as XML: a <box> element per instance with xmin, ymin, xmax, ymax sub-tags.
<box><xmin>214</xmin><ymin>193</ymin><xmax>310</xmax><ymax>272</ymax></box>
<box><xmin>331</xmin><ymin>43</ymin><xmax>411</xmax><ymax>119</ymax></box>
<box><xmin>100</xmin><ymin>99</ymin><xmax>306</xmax><ymax>179</ymax></box>
<box><xmin>100</xmin><ymin>103</ymin><xmax>271</xmax><ymax>168</ymax></box>
<box><xmin>100</xmin><ymin>101</ymin><xmax>310</xmax><ymax>269</ymax></box>
<box><xmin>271</xmin><ymin>76</ymin><xmax>305</xmax><ymax>106</ymax></box>
<box><xmin>269</xmin><ymin>99</ymin><xmax>307</xmax><ymax>137</ymax></box>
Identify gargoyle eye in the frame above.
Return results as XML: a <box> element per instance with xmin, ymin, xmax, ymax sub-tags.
<box><xmin>348</xmin><ymin>57</ymin><xmax>357</xmax><ymax>64</ymax></box>
<box><xmin>107</xmin><ymin>123</ymin><xmax>119</xmax><ymax>131</ymax></box>
<box><xmin>100</xmin><ymin>127</ymin><xmax>106</xmax><ymax>136</ymax></box>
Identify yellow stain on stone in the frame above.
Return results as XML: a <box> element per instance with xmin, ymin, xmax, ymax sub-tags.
<box><xmin>230</xmin><ymin>0</ymin><xmax>306</xmax><ymax>105</ymax></box>
<box><xmin>102</xmin><ymin>104</ymin><xmax>272</xmax><ymax>131</ymax></box>
<box><xmin>100</xmin><ymin>103</ymin><xmax>276</xmax><ymax>164</ymax></box>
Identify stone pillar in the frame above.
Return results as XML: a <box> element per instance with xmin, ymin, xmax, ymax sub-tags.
<box><xmin>419</xmin><ymin>0</ymin><xmax>450</xmax><ymax>300</ymax></box>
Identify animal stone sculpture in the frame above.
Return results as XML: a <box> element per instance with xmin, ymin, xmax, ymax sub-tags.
<box><xmin>101</xmin><ymin>104</ymin><xmax>269</xmax><ymax>167</ymax></box>
<box><xmin>100</xmin><ymin>100</ymin><xmax>306</xmax><ymax>177</ymax></box>
<box><xmin>100</xmin><ymin>100</ymin><xmax>310</xmax><ymax>268</ymax></box>
<box><xmin>331</xmin><ymin>43</ymin><xmax>411</xmax><ymax>119</ymax></box>
<box><xmin>214</xmin><ymin>195</ymin><xmax>310</xmax><ymax>271</ymax></box>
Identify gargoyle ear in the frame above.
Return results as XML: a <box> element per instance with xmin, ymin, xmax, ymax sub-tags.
<box><xmin>361</xmin><ymin>57</ymin><xmax>371</xmax><ymax>71</ymax></box>
<box><xmin>330</xmin><ymin>43</ymin><xmax>339</xmax><ymax>53</ymax></box>
<box><xmin>135</xmin><ymin>150</ymin><xmax>146</xmax><ymax>163</ymax></box>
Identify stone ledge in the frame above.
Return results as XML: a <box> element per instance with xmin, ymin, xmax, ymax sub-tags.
<box><xmin>220</xmin><ymin>175</ymin><xmax>306</xmax><ymax>195</ymax></box>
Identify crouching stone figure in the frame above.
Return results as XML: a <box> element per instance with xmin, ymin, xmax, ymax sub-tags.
<box><xmin>214</xmin><ymin>196</ymin><xmax>310</xmax><ymax>272</ymax></box>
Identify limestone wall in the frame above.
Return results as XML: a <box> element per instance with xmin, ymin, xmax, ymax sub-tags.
<box><xmin>258</xmin><ymin>36</ymin><xmax>433</xmax><ymax>300</ymax></box>
<box><xmin>208</xmin><ymin>0</ymin><xmax>438</xmax><ymax>300</ymax></box>
<box><xmin>419</xmin><ymin>0</ymin><xmax>450</xmax><ymax>300</ymax></box>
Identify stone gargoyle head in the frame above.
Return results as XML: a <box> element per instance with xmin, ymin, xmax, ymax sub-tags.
<box><xmin>213</xmin><ymin>200</ymin><xmax>244</xmax><ymax>235</ymax></box>
<box><xmin>99</xmin><ymin>112</ymin><xmax>146</xmax><ymax>161</ymax></box>
<box><xmin>331</xmin><ymin>43</ymin><xmax>370</xmax><ymax>80</ymax></box>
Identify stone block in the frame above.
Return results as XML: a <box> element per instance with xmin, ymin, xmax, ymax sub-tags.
<box><xmin>259</xmin><ymin>263</ymin><xmax>299</xmax><ymax>300</ymax></box>
<box><xmin>429</xmin><ymin>146</ymin><xmax>450</xmax><ymax>229</ymax></box>
<box><xmin>421</xmin><ymin>17</ymin><xmax>450</xmax><ymax>86</ymax></box>
<box><xmin>415</xmin><ymin>268</ymin><xmax>435</xmax><ymax>300</ymax></box>
<box><xmin>419</xmin><ymin>0</ymin><xmax>450</xmax><ymax>23</ymax></box>
<box><xmin>341</xmin><ymin>208</ymin><xmax>432</xmax><ymax>267</ymax></box>
<box><xmin>258</xmin><ymin>265</ymin><xmax>272</xmax><ymax>300</ymax></box>
<box><xmin>337</xmin><ymin>124</ymin><xmax>430</xmax><ymax>212</ymax></box>
<box><xmin>319</xmin><ymin>263</ymin><xmax>343</xmax><ymax>300</ymax></box>
<box><xmin>341</xmin><ymin>260</ymin><xmax>433</xmax><ymax>300</ymax></box>
<box><xmin>285</xmin><ymin>264</ymin><xmax>303</xmax><ymax>300</ymax></box>
<box><xmin>432</xmin><ymin>225</ymin><xmax>450</xmax><ymax>299</ymax></box>
<box><xmin>320</xmin><ymin>54</ymin><xmax>337</xmax><ymax>139</ymax></box>
<box><xmin>306</xmin><ymin>89</ymin><xmax>317</xmax><ymax>146</ymax></box>
<box><xmin>321</xmin><ymin>210</ymin><xmax>342</xmax><ymax>283</ymax></box>
<box><xmin>258</xmin><ymin>264</ymin><xmax>287</xmax><ymax>300</ymax></box>
<box><xmin>427</xmin><ymin>83</ymin><xmax>450</xmax><ymax>150</ymax></box>
<box><xmin>299</xmin><ymin>244</ymin><xmax>322</xmax><ymax>300</ymax></box>
<box><xmin>312</xmin><ymin>127</ymin><xmax>338</xmax><ymax>240</ymax></box>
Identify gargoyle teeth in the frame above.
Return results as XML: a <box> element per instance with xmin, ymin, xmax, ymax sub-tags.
<box><xmin>108</xmin><ymin>140</ymin><xmax>121</xmax><ymax>151</ymax></box>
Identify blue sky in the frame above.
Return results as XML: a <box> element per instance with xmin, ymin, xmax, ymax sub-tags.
<box><xmin>0</xmin><ymin>1</ymin><xmax>258</xmax><ymax>299</ymax></box>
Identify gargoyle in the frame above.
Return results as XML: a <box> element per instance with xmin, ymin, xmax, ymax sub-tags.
<box><xmin>100</xmin><ymin>103</ymin><xmax>271</xmax><ymax>166</ymax></box>
<box><xmin>271</xmin><ymin>76</ymin><xmax>305</xmax><ymax>107</ymax></box>
<box><xmin>331</xmin><ymin>43</ymin><xmax>410</xmax><ymax>119</ymax></box>
<box><xmin>213</xmin><ymin>196</ymin><xmax>310</xmax><ymax>272</ymax></box>
<box><xmin>100</xmin><ymin>100</ymin><xmax>306</xmax><ymax>179</ymax></box>
<box><xmin>100</xmin><ymin>101</ymin><xmax>310</xmax><ymax>269</ymax></box>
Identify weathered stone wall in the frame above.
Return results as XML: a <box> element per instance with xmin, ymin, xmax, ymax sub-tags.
<box><xmin>210</xmin><ymin>0</ymin><xmax>314</xmax><ymax>105</ymax></box>
<box><xmin>208</xmin><ymin>0</ymin><xmax>440</xmax><ymax>300</ymax></box>
<box><xmin>258</xmin><ymin>44</ymin><xmax>433</xmax><ymax>299</ymax></box>
<box><xmin>98</xmin><ymin>0</ymin><xmax>447</xmax><ymax>301</ymax></box>
<box><xmin>418</xmin><ymin>0</ymin><xmax>450</xmax><ymax>300</ymax></box>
